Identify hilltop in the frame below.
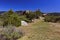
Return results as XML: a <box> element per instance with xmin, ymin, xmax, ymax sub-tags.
<box><xmin>18</xmin><ymin>19</ymin><xmax>60</xmax><ymax>40</ymax></box>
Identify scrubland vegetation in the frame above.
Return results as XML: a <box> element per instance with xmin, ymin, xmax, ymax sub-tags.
<box><xmin>0</xmin><ymin>9</ymin><xmax>60</xmax><ymax>40</ymax></box>
<box><xmin>18</xmin><ymin>19</ymin><xmax>60</xmax><ymax>40</ymax></box>
<box><xmin>0</xmin><ymin>9</ymin><xmax>42</xmax><ymax>40</ymax></box>
<box><xmin>44</xmin><ymin>13</ymin><xmax>60</xmax><ymax>23</ymax></box>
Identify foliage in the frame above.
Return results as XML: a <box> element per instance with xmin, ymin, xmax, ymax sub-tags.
<box><xmin>26</xmin><ymin>12</ymin><xmax>35</xmax><ymax>20</ymax></box>
<box><xmin>44</xmin><ymin>15</ymin><xmax>60</xmax><ymax>23</ymax></box>
<box><xmin>34</xmin><ymin>9</ymin><xmax>42</xmax><ymax>19</ymax></box>
<box><xmin>0</xmin><ymin>26</ymin><xmax>23</xmax><ymax>40</ymax></box>
<box><xmin>2</xmin><ymin>10</ymin><xmax>21</xmax><ymax>27</ymax></box>
<box><xmin>19</xmin><ymin>15</ymin><xmax>31</xmax><ymax>22</ymax></box>
<box><xmin>25</xmin><ymin>10</ymin><xmax>42</xmax><ymax>21</ymax></box>
<box><xmin>0</xmin><ymin>9</ymin><xmax>42</xmax><ymax>26</ymax></box>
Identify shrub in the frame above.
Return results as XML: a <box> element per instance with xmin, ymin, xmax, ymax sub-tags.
<box><xmin>25</xmin><ymin>12</ymin><xmax>35</xmax><ymax>20</ymax></box>
<box><xmin>0</xmin><ymin>26</ymin><xmax>23</xmax><ymax>40</ymax></box>
<box><xmin>19</xmin><ymin>15</ymin><xmax>31</xmax><ymax>23</ymax></box>
<box><xmin>44</xmin><ymin>15</ymin><xmax>60</xmax><ymax>23</ymax></box>
<box><xmin>34</xmin><ymin>9</ymin><xmax>42</xmax><ymax>19</ymax></box>
<box><xmin>44</xmin><ymin>16</ymin><xmax>55</xmax><ymax>22</ymax></box>
<box><xmin>2</xmin><ymin>10</ymin><xmax>21</xmax><ymax>27</ymax></box>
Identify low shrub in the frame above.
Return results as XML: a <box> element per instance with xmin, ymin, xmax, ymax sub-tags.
<box><xmin>2</xmin><ymin>10</ymin><xmax>21</xmax><ymax>27</ymax></box>
<box><xmin>44</xmin><ymin>15</ymin><xmax>60</xmax><ymax>23</ymax></box>
<box><xmin>0</xmin><ymin>26</ymin><xmax>23</xmax><ymax>40</ymax></box>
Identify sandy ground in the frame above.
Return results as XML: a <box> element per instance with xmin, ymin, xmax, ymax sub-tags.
<box><xmin>18</xmin><ymin>19</ymin><xmax>60</xmax><ymax>40</ymax></box>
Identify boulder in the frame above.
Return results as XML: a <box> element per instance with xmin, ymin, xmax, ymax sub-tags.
<box><xmin>21</xmin><ymin>21</ymin><xmax>28</xmax><ymax>26</ymax></box>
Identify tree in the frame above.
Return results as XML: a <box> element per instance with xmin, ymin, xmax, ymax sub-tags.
<box><xmin>25</xmin><ymin>11</ymin><xmax>35</xmax><ymax>20</ymax></box>
<box><xmin>35</xmin><ymin>9</ymin><xmax>42</xmax><ymax>19</ymax></box>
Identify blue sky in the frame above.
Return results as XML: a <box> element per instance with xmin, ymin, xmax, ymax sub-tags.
<box><xmin>0</xmin><ymin>0</ymin><xmax>60</xmax><ymax>13</ymax></box>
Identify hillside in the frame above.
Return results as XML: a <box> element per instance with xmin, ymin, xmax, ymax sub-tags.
<box><xmin>17</xmin><ymin>19</ymin><xmax>60</xmax><ymax>40</ymax></box>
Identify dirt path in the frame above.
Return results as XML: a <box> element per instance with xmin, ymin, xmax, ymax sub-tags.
<box><xmin>49</xmin><ymin>22</ymin><xmax>60</xmax><ymax>28</ymax></box>
<box><xmin>18</xmin><ymin>19</ymin><xmax>60</xmax><ymax>40</ymax></box>
<box><xmin>18</xmin><ymin>19</ymin><xmax>41</xmax><ymax>35</ymax></box>
<box><xmin>49</xmin><ymin>22</ymin><xmax>60</xmax><ymax>36</ymax></box>
<box><xmin>17</xmin><ymin>19</ymin><xmax>42</xmax><ymax>40</ymax></box>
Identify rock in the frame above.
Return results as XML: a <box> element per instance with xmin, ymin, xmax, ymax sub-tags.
<box><xmin>21</xmin><ymin>21</ymin><xmax>28</xmax><ymax>26</ymax></box>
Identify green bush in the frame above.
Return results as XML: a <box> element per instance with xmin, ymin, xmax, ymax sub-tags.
<box><xmin>44</xmin><ymin>15</ymin><xmax>60</xmax><ymax>23</ymax></box>
<box><xmin>25</xmin><ymin>12</ymin><xmax>35</xmax><ymax>20</ymax></box>
<box><xmin>2</xmin><ymin>10</ymin><xmax>21</xmax><ymax>27</ymax></box>
<box><xmin>44</xmin><ymin>16</ymin><xmax>54</xmax><ymax>22</ymax></box>
<box><xmin>34</xmin><ymin>9</ymin><xmax>42</xmax><ymax>19</ymax></box>
<box><xmin>19</xmin><ymin>15</ymin><xmax>31</xmax><ymax>23</ymax></box>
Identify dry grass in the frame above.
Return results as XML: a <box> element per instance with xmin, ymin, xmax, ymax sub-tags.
<box><xmin>17</xmin><ymin>19</ymin><xmax>60</xmax><ymax>40</ymax></box>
